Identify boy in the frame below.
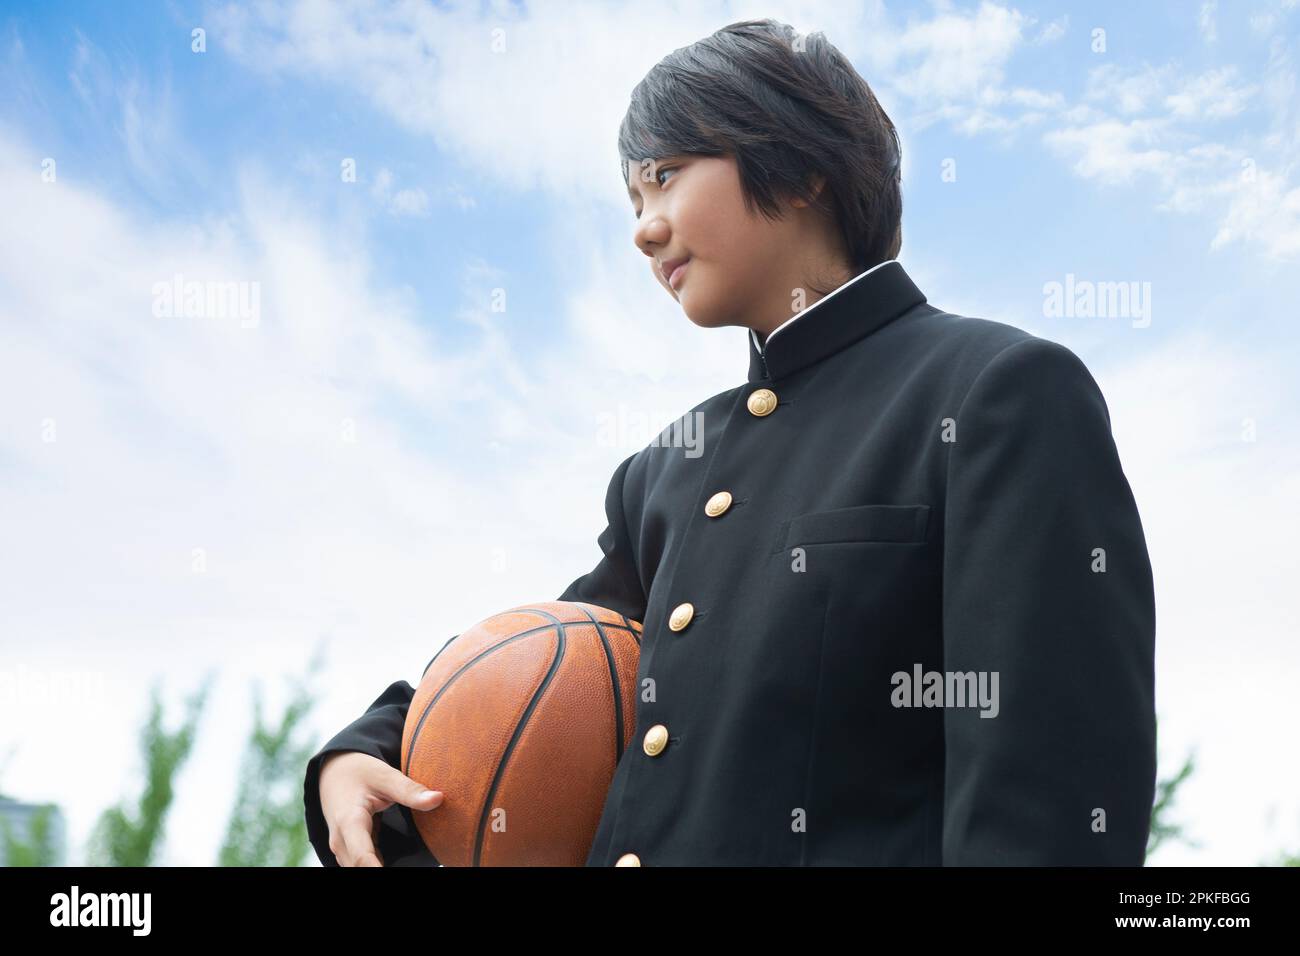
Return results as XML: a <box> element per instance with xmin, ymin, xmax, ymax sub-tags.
<box><xmin>305</xmin><ymin>18</ymin><xmax>1156</xmax><ymax>867</ymax></box>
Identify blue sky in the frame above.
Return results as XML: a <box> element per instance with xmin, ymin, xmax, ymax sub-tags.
<box><xmin>1</xmin><ymin>0</ymin><xmax>1298</xmax><ymax>866</ymax></box>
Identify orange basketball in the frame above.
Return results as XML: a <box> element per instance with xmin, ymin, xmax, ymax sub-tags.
<box><xmin>401</xmin><ymin>601</ymin><xmax>642</xmax><ymax>866</ymax></box>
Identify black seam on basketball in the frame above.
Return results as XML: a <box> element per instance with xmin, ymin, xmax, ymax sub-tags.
<box><xmin>405</xmin><ymin>619</ymin><xmax>639</xmax><ymax>772</ymax></box>
<box><xmin>575</xmin><ymin>603</ymin><xmax>626</xmax><ymax>767</ymax></box>
<box><xmin>403</xmin><ymin>611</ymin><xmax>642</xmax><ymax>863</ymax></box>
<box><xmin>405</xmin><ymin>620</ymin><xmax>568</xmax><ymax>776</ymax></box>
<box><xmin>474</xmin><ymin>605</ymin><xmax>567</xmax><ymax>867</ymax></box>
<box><xmin>618</xmin><ymin>612</ymin><xmax>642</xmax><ymax>646</ymax></box>
<box><xmin>422</xmin><ymin>632</ymin><xmax>462</xmax><ymax>679</ymax></box>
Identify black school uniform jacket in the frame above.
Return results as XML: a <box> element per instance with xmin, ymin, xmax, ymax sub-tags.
<box><xmin>302</xmin><ymin>259</ymin><xmax>1157</xmax><ymax>867</ymax></box>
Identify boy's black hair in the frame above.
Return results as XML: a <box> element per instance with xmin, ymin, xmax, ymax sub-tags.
<box><xmin>619</xmin><ymin>18</ymin><xmax>903</xmax><ymax>291</ymax></box>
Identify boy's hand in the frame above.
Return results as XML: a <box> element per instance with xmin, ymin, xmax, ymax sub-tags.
<box><xmin>319</xmin><ymin>751</ymin><xmax>444</xmax><ymax>866</ymax></box>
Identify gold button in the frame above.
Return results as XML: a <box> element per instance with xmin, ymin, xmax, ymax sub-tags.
<box><xmin>704</xmin><ymin>491</ymin><xmax>733</xmax><ymax>517</ymax></box>
<box><xmin>643</xmin><ymin>724</ymin><xmax>669</xmax><ymax>756</ymax></box>
<box><xmin>615</xmin><ymin>852</ymin><xmax>641</xmax><ymax>866</ymax></box>
<box><xmin>747</xmin><ymin>388</ymin><xmax>777</xmax><ymax>417</ymax></box>
<box><xmin>668</xmin><ymin>602</ymin><xmax>694</xmax><ymax>631</ymax></box>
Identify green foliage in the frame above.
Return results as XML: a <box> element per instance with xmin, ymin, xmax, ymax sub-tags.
<box><xmin>42</xmin><ymin>659</ymin><xmax>1300</xmax><ymax>868</ymax></box>
<box><xmin>0</xmin><ymin>803</ymin><xmax>58</xmax><ymax>866</ymax></box>
<box><xmin>217</xmin><ymin>645</ymin><xmax>326</xmax><ymax>866</ymax></box>
<box><xmin>1146</xmin><ymin>715</ymin><xmax>1200</xmax><ymax>862</ymax></box>
<box><xmin>4</xmin><ymin>647</ymin><xmax>333</xmax><ymax>867</ymax></box>
<box><xmin>1262</xmin><ymin>849</ymin><xmax>1300</xmax><ymax>866</ymax></box>
<box><xmin>85</xmin><ymin>675</ymin><xmax>214</xmax><ymax>866</ymax></box>
<box><xmin>1</xmin><ymin>743</ymin><xmax>60</xmax><ymax>866</ymax></box>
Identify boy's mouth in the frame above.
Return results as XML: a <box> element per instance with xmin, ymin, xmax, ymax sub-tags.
<box><xmin>662</xmin><ymin>257</ymin><xmax>690</xmax><ymax>290</ymax></box>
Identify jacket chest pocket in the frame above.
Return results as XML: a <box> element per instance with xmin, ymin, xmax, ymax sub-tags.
<box><xmin>748</xmin><ymin>504</ymin><xmax>938</xmax><ymax>761</ymax></box>
<box><xmin>768</xmin><ymin>503</ymin><xmax>935</xmax><ymax>633</ymax></box>
<box><xmin>771</xmin><ymin>503</ymin><xmax>931</xmax><ymax>554</ymax></box>
<box><xmin>763</xmin><ymin>503</ymin><xmax>939</xmax><ymax>694</ymax></box>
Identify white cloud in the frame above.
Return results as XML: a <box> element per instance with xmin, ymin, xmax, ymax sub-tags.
<box><xmin>1049</xmin><ymin>56</ymin><xmax>1300</xmax><ymax>259</ymax></box>
<box><xmin>1085</xmin><ymin>63</ymin><xmax>1177</xmax><ymax>116</ymax></box>
<box><xmin>0</xmin><ymin>120</ymin><xmax>739</xmax><ymax>864</ymax></box>
<box><xmin>1043</xmin><ymin>118</ymin><xmax>1176</xmax><ymax>184</ymax></box>
<box><xmin>388</xmin><ymin>187</ymin><xmax>429</xmax><ymax>216</ymax></box>
<box><xmin>1093</xmin><ymin>331</ymin><xmax>1300</xmax><ymax>863</ymax></box>
<box><xmin>1165</xmin><ymin>67</ymin><xmax>1255</xmax><ymax>120</ymax></box>
<box><xmin>370</xmin><ymin>166</ymin><xmax>431</xmax><ymax>217</ymax></box>
<box><xmin>1247</xmin><ymin>0</ymin><xmax>1298</xmax><ymax>35</ymax></box>
<box><xmin>209</xmin><ymin>0</ymin><xmax>1063</xmax><ymax>179</ymax></box>
<box><xmin>205</xmin><ymin>0</ymin><xmax>1300</xmax><ymax>262</ymax></box>
<box><xmin>209</xmin><ymin>0</ymin><xmax>728</xmax><ymax>204</ymax></box>
<box><xmin>65</xmin><ymin>31</ymin><xmax>204</xmax><ymax>195</ymax></box>
<box><xmin>1033</xmin><ymin>14</ymin><xmax>1068</xmax><ymax>45</ymax></box>
<box><xmin>4</xmin><ymin>0</ymin><xmax>1298</xmax><ymax>870</ymax></box>
<box><xmin>1199</xmin><ymin>0</ymin><xmax>1218</xmax><ymax>44</ymax></box>
<box><xmin>1210</xmin><ymin>167</ymin><xmax>1300</xmax><ymax>258</ymax></box>
<box><xmin>867</xmin><ymin>0</ymin><xmax>1066</xmax><ymax>138</ymax></box>
<box><xmin>1040</xmin><ymin>118</ymin><xmax>1300</xmax><ymax>260</ymax></box>
<box><xmin>891</xmin><ymin>0</ymin><xmax>1028</xmax><ymax>102</ymax></box>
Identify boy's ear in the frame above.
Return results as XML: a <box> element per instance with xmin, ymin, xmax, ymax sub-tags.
<box><xmin>789</xmin><ymin>172</ymin><xmax>827</xmax><ymax>209</ymax></box>
<box><xmin>806</xmin><ymin>172</ymin><xmax>827</xmax><ymax>204</ymax></box>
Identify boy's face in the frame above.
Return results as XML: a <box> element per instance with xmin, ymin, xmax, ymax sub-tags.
<box><xmin>627</xmin><ymin>152</ymin><xmax>839</xmax><ymax>337</ymax></box>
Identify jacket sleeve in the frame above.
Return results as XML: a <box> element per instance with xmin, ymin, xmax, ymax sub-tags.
<box><xmin>303</xmin><ymin>451</ymin><xmax>648</xmax><ymax>867</ymax></box>
<box><xmin>940</xmin><ymin>337</ymin><xmax>1156</xmax><ymax>865</ymax></box>
<box><xmin>555</xmin><ymin>451</ymin><xmax>649</xmax><ymax>623</ymax></box>
<box><xmin>303</xmin><ymin>659</ymin><xmax>443</xmax><ymax>868</ymax></box>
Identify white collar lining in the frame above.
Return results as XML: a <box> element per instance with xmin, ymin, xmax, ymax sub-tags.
<box><xmin>750</xmin><ymin>258</ymin><xmax>898</xmax><ymax>355</ymax></box>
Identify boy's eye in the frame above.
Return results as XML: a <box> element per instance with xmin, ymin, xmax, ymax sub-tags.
<box><xmin>633</xmin><ymin>166</ymin><xmax>678</xmax><ymax>220</ymax></box>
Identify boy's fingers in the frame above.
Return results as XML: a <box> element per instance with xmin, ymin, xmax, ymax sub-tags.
<box><xmin>378</xmin><ymin>765</ymin><xmax>444</xmax><ymax>811</ymax></box>
<box><xmin>340</xmin><ymin>807</ymin><xmax>380</xmax><ymax>867</ymax></box>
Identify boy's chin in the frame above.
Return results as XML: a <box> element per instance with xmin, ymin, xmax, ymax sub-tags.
<box><xmin>678</xmin><ymin>297</ymin><xmax>738</xmax><ymax>331</ymax></box>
